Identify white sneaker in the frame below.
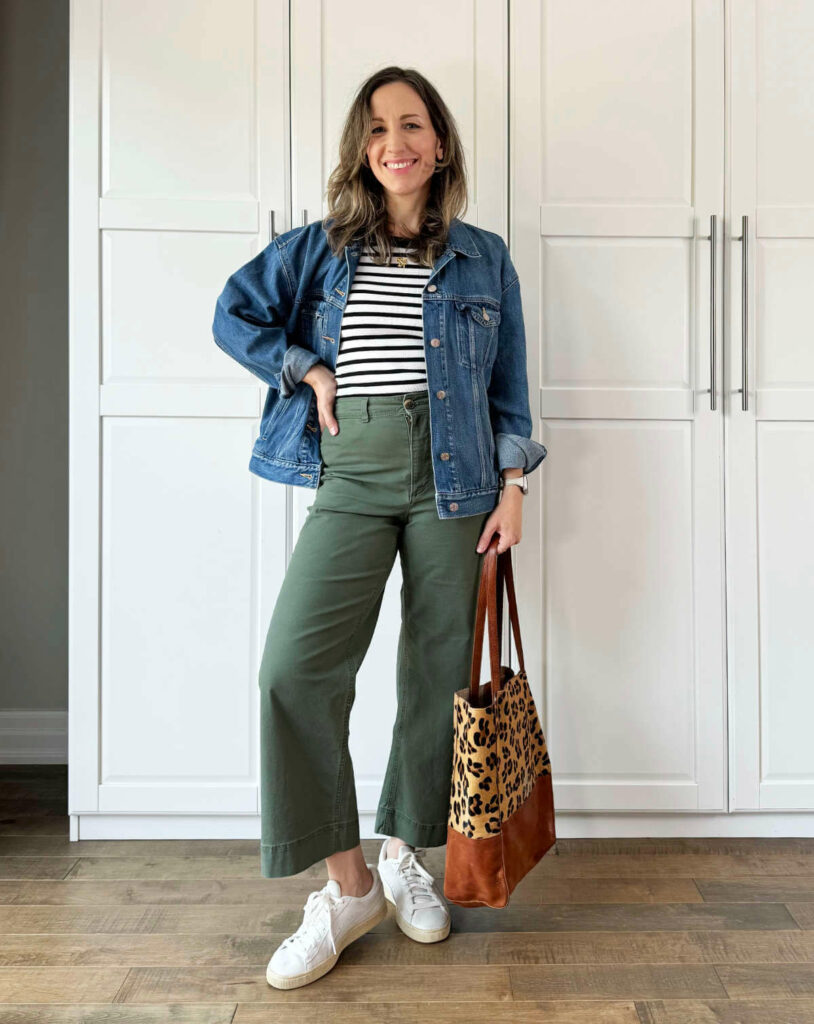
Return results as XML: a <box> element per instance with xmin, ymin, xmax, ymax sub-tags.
<box><xmin>265</xmin><ymin>868</ymin><xmax>387</xmax><ymax>989</ymax></box>
<box><xmin>376</xmin><ymin>838</ymin><xmax>451</xmax><ymax>943</ymax></box>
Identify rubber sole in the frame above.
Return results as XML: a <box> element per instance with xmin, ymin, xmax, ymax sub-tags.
<box><xmin>380</xmin><ymin>877</ymin><xmax>451</xmax><ymax>943</ymax></box>
<box><xmin>266</xmin><ymin>897</ymin><xmax>388</xmax><ymax>990</ymax></box>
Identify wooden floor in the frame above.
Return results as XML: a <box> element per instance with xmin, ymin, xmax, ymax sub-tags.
<box><xmin>2</xmin><ymin>766</ymin><xmax>814</xmax><ymax>1022</ymax></box>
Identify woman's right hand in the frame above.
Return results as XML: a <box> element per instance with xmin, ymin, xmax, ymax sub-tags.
<box><xmin>303</xmin><ymin>363</ymin><xmax>340</xmax><ymax>435</ymax></box>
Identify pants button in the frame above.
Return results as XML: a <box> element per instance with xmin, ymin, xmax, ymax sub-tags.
<box><xmin>404</xmin><ymin>399</ymin><xmax>413</xmax><ymax>408</ymax></box>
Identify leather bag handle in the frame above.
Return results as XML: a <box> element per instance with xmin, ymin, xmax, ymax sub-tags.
<box><xmin>468</xmin><ymin>535</ymin><xmax>526</xmax><ymax>706</ymax></box>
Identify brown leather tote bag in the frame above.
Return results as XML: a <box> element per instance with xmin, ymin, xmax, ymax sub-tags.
<box><xmin>444</xmin><ymin>535</ymin><xmax>556</xmax><ymax>908</ymax></box>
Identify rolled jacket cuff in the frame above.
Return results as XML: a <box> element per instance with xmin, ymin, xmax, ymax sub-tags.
<box><xmin>280</xmin><ymin>344</ymin><xmax>322</xmax><ymax>399</ymax></box>
<box><xmin>494</xmin><ymin>432</ymin><xmax>548</xmax><ymax>474</ymax></box>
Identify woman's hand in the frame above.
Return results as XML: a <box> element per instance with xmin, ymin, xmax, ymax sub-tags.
<box><xmin>303</xmin><ymin>364</ymin><xmax>339</xmax><ymax>435</ymax></box>
<box><xmin>476</xmin><ymin>485</ymin><xmax>524</xmax><ymax>554</ymax></box>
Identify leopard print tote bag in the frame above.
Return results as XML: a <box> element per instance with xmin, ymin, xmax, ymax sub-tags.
<box><xmin>444</xmin><ymin>535</ymin><xmax>556</xmax><ymax>908</ymax></box>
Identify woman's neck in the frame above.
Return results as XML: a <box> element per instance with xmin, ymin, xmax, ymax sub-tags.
<box><xmin>387</xmin><ymin>219</ymin><xmax>421</xmax><ymax>239</ymax></box>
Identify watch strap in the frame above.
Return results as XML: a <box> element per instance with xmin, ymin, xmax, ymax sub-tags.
<box><xmin>500</xmin><ymin>475</ymin><xmax>528</xmax><ymax>494</ymax></box>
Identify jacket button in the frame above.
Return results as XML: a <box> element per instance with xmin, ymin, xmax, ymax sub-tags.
<box><xmin>426</xmin><ymin>284</ymin><xmax>437</xmax><ymax>292</ymax></box>
<box><xmin>449</xmin><ymin>502</ymin><xmax>459</xmax><ymax>511</ymax></box>
<box><xmin>436</xmin><ymin>389</ymin><xmax>445</xmax><ymax>399</ymax></box>
<box><xmin>440</xmin><ymin>452</ymin><xmax>450</xmax><ymax>460</ymax></box>
<box><xmin>430</xmin><ymin>338</ymin><xmax>440</xmax><ymax>347</ymax></box>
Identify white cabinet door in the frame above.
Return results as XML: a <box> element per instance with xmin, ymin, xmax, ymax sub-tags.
<box><xmin>514</xmin><ymin>0</ymin><xmax>728</xmax><ymax>811</ymax></box>
<box><xmin>727</xmin><ymin>0</ymin><xmax>814</xmax><ymax>811</ymax></box>
<box><xmin>69</xmin><ymin>0</ymin><xmax>290</xmax><ymax>823</ymax></box>
<box><xmin>288</xmin><ymin>0</ymin><xmax>512</xmax><ymax>829</ymax></box>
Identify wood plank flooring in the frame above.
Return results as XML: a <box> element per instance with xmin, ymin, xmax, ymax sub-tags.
<box><xmin>2</xmin><ymin>765</ymin><xmax>814</xmax><ymax>1022</ymax></box>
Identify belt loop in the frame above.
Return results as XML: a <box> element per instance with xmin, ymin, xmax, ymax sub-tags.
<box><xmin>361</xmin><ymin>396</ymin><xmax>369</xmax><ymax>422</ymax></box>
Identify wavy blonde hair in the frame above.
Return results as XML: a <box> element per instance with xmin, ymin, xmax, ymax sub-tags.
<box><xmin>324</xmin><ymin>66</ymin><xmax>468</xmax><ymax>268</ymax></box>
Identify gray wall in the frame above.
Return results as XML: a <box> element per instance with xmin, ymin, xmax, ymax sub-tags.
<box><xmin>0</xmin><ymin>0</ymin><xmax>69</xmax><ymax>713</ymax></box>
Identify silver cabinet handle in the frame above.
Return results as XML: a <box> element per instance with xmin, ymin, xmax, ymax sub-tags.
<box><xmin>710</xmin><ymin>214</ymin><xmax>717</xmax><ymax>411</ymax></box>
<box><xmin>701</xmin><ymin>214</ymin><xmax>718</xmax><ymax>411</ymax></box>
<box><xmin>733</xmin><ymin>215</ymin><xmax>749</xmax><ymax>411</ymax></box>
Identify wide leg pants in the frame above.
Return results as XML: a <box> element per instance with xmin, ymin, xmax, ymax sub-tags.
<box><xmin>258</xmin><ymin>389</ymin><xmax>494</xmax><ymax>877</ymax></box>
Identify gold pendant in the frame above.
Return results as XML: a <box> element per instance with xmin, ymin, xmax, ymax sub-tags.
<box><xmin>395</xmin><ymin>255</ymin><xmax>408</xmax><ymax>269</ymax></box>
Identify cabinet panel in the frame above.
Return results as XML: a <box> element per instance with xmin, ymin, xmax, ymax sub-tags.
<box><xmin>756</xmin><ymin>426</ymin><xmax>814</xmax><ymax>801</ymax></box>
<box><xmin>102</xmin><ymin>230</ymin><xmax>256</xmax><ymax>381</ymax></box>
<box><xmin>543</xmin><ymin>0</ymin><xmax>692</xmax><ymax>204</ymax></box>
<box><xmin>100</xmin><ymin>417</ymin><xmax>257</xmax><ymax>809</ymax></box>
<box><xmin>729</xmin><ymin>0</ymin><xmax>814</xmax><ymax>811</ymax></box>
<box><xmin>70</xmin><ymin>0</ymin><xmax>290</xmax><ymax>818</ymax></box>
<box><xmin>543</xmin><ymin>238</ymin><xmax>691</xmax><ymax>387</ymax></box>
<box><xmin>516</xmin><ymin>0</ymin><xmax>727</xmax><ymax>811</ymax></box>
<box><xmin>101</xmin><ymin>0</ymin><xmax>257</xmax><ymax>199</ymax></box>
<box><xmin>547</xmin><ymin>421</ymin><xmax>697</xmax><ymax>805</ymax></box>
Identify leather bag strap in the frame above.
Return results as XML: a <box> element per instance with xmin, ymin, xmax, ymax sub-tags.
<box><xmin>468</xmin><ymin>535</ymin><xmax>526</xmax><ymax>706</ymax></box>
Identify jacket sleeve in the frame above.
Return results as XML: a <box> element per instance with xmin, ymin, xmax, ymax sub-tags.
<box><xmin>487</xmin><ymin>249</ymin><xmax>548</xmax><ymax>474</ymax></box>
<box><xmin>212</xmin><ymin>239</ymin><xmax>322</xmax><ymax>399</ymax></box>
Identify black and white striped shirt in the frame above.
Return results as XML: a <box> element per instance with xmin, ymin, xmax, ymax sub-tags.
<box><xmin>334</xmin><ymin>236</ymin><xmax>431</xmax><ymax>396</ymax></box>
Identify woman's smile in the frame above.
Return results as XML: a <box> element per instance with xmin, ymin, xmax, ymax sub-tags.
<box><xmin>384</xmin><ymin>157</ymin><xmax>418</xmax><ymax>174</ymax></box>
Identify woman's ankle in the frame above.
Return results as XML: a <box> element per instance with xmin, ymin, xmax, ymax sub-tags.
<box><xmin>386</xmin><ymin>836</ymin><xmax>413</xmax><ymax>859</ymax></box>
<box><xmin>329</xmin><ymin>865</ymin><xmax>374</xmax><ymax>898</ymax></box>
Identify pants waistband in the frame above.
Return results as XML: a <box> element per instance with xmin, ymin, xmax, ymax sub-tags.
<box><xmin>332</xmin><ymin>390</ymin><xmax>429</xmax><ymax>421</ymax></box>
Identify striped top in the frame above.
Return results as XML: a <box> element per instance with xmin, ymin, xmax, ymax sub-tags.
<box><xmin>333</xmin><ymin>236</ymin><xmax>431</xmax><ymax>396</ymax></box>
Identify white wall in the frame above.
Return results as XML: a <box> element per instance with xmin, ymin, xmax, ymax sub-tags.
<box><xmin>0</xmin><ymin>0</ymin><xmax>69</xmax><ymax>738</ymax></box>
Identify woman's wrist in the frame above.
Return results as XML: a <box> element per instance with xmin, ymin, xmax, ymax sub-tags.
<box><xmin>500</xmin><ymin>467</ymin><xmax>526</xmax><ymax>498</ymax></box>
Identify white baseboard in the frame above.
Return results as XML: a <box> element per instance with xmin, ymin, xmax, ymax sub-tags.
<box><xmin>0</xmin><ymin>710</ymin><xmax>67</xmax><ymax>764</ymax></box>
<box><xmin>69</xmin><ymin>810</ymin><xmax>814</xmax><ymax>842</ymax></box>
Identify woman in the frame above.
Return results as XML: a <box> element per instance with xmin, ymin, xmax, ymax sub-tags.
<box><xmin>212</xmin><ymin>66</ymin><xmax>546</xmax><ymax>990</ymax></box>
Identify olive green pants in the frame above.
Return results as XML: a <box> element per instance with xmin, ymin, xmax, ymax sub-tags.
<box><xmin>258</xmin><ymin>389</ymin><xmax>493</xmax><ymax>877</ymax></box>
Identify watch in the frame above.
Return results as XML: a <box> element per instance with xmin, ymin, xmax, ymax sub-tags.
<box><xmin>500</xmin><ymin>474</ymin><xmax>528</xmax><ymax>495</ymax></box>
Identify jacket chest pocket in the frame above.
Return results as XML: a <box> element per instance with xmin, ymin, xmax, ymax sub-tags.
<box><xmin>454</xmin><ymin>301</ymin><xmax>501</xmax><ymax>369</ymax></box>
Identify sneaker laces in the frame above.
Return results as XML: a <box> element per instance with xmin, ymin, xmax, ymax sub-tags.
<box><xmin>280</xmin><ymin>883</ymin><xmax>341</xmax><ymax>958</ymax></box>
<box><xmin>395</xmin><ymin>847</ymin><xmax>441</xmax><ymax>909</ymax></box>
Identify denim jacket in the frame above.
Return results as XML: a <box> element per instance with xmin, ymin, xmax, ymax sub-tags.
<box><xmin>212</xmin><ymin>217</ymin><xmax>546</xmax><ymax>519</ymax></box>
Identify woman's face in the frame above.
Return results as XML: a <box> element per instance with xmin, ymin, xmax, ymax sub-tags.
<box><xmin>365</xmin><ymin>81</ymin><xmax>443</xmax><ymax>203</ymax></box>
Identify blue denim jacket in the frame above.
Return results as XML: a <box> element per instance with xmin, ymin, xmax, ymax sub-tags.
<box><xmin>212</xmin><ymin>217</ymin><xmax>546</xmax><ymax>519</ymax></box>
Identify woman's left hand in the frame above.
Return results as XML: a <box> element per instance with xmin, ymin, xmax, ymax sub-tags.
<box><xmin>476</xmin><ymin>488</ymin><xmax>523</xmax><ymax>555</ymax></box>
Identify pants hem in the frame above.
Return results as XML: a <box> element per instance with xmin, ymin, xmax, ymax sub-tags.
<box><xmin>260</xmin><ymin>818</ymin><xmax>361</xmax><ymax>877</ymax></box>
<box><xmin>375</xmin><ymin>805</ymin><xmax>449</xmax><ymax>848</ymax></box>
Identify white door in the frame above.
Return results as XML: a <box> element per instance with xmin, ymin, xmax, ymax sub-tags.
<box><xmin>727</xmin><ymin>0</ymin><xmax>814</xmax><ymax>811</ymax></box>
<box><xmin>69</xmin><ymin>0</ymin><xmax>290</xmax><ymax>828</ymax></box>
<box><xmin>288</xmin><ymin>0</ymin><xmax>514</xmax><ymax>832</ymax></box>
<box><xmin>514</xmin><ymin>0</ymin><xmax>729</xmax><ymax>812</ymax></box>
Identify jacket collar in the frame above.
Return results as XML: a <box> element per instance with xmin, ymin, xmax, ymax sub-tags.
<box><xmin>343</xmin><ymin>217</ymin><xmax>480</xmax><ymax>257</ymax></box>
<box><xmin>446</xmin><ymin>217</ymin><xmax>481</xmax><ymax>256</ymax></box>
